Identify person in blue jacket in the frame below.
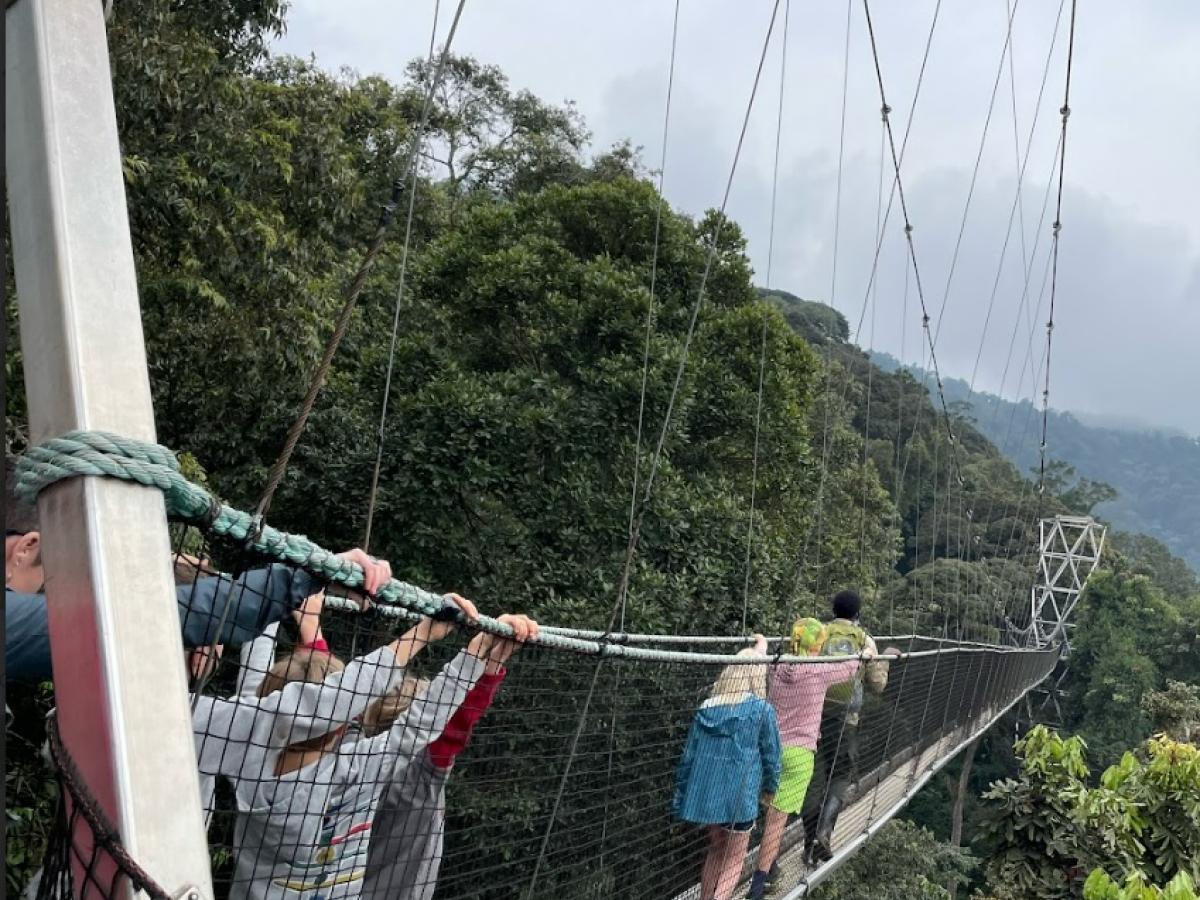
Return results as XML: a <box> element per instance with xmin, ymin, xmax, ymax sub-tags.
<box><xmin>4</xmin><ymin>458</ymin><xmax>392</xmax><ymax>684</ymax></box>
<box><xmin>674</xmin><ymin>638</ymin><xmax>781</xmax><ymax>900</ymax></box>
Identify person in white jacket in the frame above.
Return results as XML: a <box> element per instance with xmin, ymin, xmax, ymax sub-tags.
<box><xmin>227</xmin><ymin>607</ymin><xmax>535</xmax><ymax>900</ymax></box>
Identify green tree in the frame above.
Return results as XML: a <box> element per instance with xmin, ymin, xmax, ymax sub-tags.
<box><xmin>808</xmin><ymin>819</ymin><xmax>976</xmax><ymax>900</ymax></box>
<box><xmin>407</xmin><ymin>54</ymin><xmax>589</xmax><ymax>210</ymax></box>
<box><xmin>1112</xmin><ymin>533</ymin><xmax>1200</xmax><ymax>601</ymax></box>
<box><xmin>1039</xmin><ymin>460</ymin><xmax>1119</xmax><ymax>516</ymax></box>
<box><xmin>1084</xmin><ymin>870</ymin><xmax>1197</xmax><ymax>900</ymax></box>
<box><xmin>979</xmin><ymin>727</ymin><xmax>1200</xmax><ymax>898</ymax></box>
<box><xmin>1141</xmin><ymin>681</ymin><xmax>1200</xmax><ymax>744</ymax></box>
<box><xmin>979</xmin><ymin>727</ymin><xmax>1094</xmax><ymax>899</ymax></box>
<box><xmin>1061</xmin><ymin>570</ymin><xmax>1183</xmax><ymax>765</ymax></box>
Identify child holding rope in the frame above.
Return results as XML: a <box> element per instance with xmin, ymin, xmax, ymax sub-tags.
<box><xmin>228</xmin><ymin>608</ymin><xmax>536</xmax><ymax>900</ymax></box>
<box><xmin>674</xmin><ymin>638</ymin><xmax>781</xmax><ymax>900</ymax></box>
<box><xmin>358</xmin><ymin>615</ymin><xmax>527</xmax><ymax>900</ymax></box>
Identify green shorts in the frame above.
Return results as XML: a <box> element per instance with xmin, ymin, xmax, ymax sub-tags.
<box><xmin>772</xmin><ymin>746</ymin><xmax>815</xmax><ymax>815</ymax></box>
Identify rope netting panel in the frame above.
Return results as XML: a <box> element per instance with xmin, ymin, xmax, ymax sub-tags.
<box><xmin>25</xmin><ymin>512</ymin><xmax>1058</xmax><ymax>900</ymax></box>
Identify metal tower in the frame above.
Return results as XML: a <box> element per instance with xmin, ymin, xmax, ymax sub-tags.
<box><xmin>1025</xmin><ymin>514</ymin><xmax>1107</xmax><ymax>722</ymax></box>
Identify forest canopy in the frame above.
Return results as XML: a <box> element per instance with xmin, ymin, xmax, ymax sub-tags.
<box><xmin>5</xmin><ymin>2</ymin><xmax>1198</xmax><ymax>898</ymax></box>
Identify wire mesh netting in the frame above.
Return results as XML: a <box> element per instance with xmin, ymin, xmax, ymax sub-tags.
<box><xmin>28</xmin><ymin>523</ymin><xmax>1059</xmax><ymax>900</ymax></box>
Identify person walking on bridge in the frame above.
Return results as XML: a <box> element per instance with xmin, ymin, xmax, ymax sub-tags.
<box><xmin>802</xmin><ymin>590</ymin><xmax>890</xmax><ymax>867</ymax></box>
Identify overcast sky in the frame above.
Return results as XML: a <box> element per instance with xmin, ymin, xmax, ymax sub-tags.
<box><xmin>276</xmin><ymin>1</ymin><xmax>1200</xmax><ymax>437</ymax></box>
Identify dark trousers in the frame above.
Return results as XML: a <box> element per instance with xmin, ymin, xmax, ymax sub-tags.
<box><xmin>801</xmin><ymin>707</ymin><xmax>859</xmax><ymax>847</ymax></box>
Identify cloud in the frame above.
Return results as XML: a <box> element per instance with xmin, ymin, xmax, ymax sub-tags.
<box><xmin>275</xmin><ymin>0</ymin><xmax>1200</xmax><ymax>435</ymax></box>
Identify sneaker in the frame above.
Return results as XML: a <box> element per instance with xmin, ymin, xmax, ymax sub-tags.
<box><xmin>746</xmin><ymin>871</ymin><xmax>768</xmax><ymax>900</ymax></box>
<box><xmin>809</xmin><ymin>835</ymin><xmax>834</xmax><ymax>866</ymax></box>
<box><xmin>765</xmin><ymin>863</ymin><xmax>779</xmax><ymax>887</ymax></box>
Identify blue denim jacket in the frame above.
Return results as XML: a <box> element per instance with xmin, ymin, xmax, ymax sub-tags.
<box><xmin>673</xmin><ymin>694</ymin><xmax>781</xmax><ymax>826</ymax></box>
<box><xmin>4</xmin><ymin>565</ymin><xmax>318</xmax><ymax>684</ymax></box>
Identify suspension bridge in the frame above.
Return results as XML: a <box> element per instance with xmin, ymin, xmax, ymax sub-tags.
<box><xmin>5</xmin><ymin>1</ymin><xmax>1099</xmax><ymax>899</ymax></box>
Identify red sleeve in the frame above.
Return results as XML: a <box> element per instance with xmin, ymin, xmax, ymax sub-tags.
<box><xmin>301</xmin><ymin>637</ymin><xmax>331</xmax><ymax>654</ymax></box>
<box><xmin>427</xmin><ymin>670</ymin><xmax>505</xmax><ymax>769</ymax></box>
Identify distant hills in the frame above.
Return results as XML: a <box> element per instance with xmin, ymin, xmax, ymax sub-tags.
<box><xmin>757</xmin><ymin>286</ymin><xmax>1200</xmax><ymax>575</ymax></box>
<box><xmin>867</xmin><ymin>349</ymin><xmax>1200</xmax><ymax>573</ymax></box>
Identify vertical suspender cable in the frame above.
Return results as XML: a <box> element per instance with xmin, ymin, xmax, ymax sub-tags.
<box><xmin>742</xmin><ymin>0</ymin><xmax>791</xmax><ymax>634</ymax></box>
<box><xmin>363</xmin><ymin>0</ymin><xmax>468</xmax><ymax>550</ymax></box>
<box><xmin>622</xmin><ymin>0</ymin><xmax>682</xmax><ymax>633</ymax></box>
<box><xmin>1036</xmin><ymin>0</ymin><xmax>1078</xmax><ymax>520</ymax></box>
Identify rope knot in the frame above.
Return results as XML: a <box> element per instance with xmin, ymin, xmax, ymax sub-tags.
<box><xmin>15</xmin><ymin>431</ymin><xmax>181</xmax><ymax>505</ymax></box>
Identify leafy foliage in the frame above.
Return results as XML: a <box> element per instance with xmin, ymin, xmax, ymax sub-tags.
<box><xmin>1084</xmin><ymin>870</ymin><xmax>1197</xmax><ymax>900</ymax></box>
<box><xmin>1059</xmin><ymin>569</ymin><xmax>1199</xmax><ymax>766</ymax></box>
<box><xmin>1141</xmin><ymin>681</ymin><xmax>1200</xmax><ymax>744</ymax></box>
<box><xmin>979</xmin><ymin>727</ymin><xmax>1200</xmax><ymax>899</ymax></box>
<box><xmin>5</xmin><ymin>683</ymin><xmax>57</xmax><ymax>895</ymax></box>
<box><xmin>1111</xmin><ymin>533</ymin><xmax>1200</xmax><ymax>600</ymax></box>
<box><xmin>759</xmin><ymin>287</ymin><xmax>850</xmax><ymax>344</ymax></box>
<box><xmin>809</xmin><ymin>819</ymin><xmax>977</xmax><ymax>900</ymax></box>
<box><xmin>979</xmin><ymin>727</ymin><xmax>1094</xmax><ymax>899</ymax></box>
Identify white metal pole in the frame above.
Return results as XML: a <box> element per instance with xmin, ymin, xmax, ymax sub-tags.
<box><xmin>6</xmin><ymin>1</ymin><xmax>214</xmax><ymax>897</ymax></box>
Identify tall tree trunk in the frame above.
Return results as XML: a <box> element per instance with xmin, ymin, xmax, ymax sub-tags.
<box><xmin>947</xmin><ymin>736</ymin><xmax>982</xmax><ymax>900</ymax></box>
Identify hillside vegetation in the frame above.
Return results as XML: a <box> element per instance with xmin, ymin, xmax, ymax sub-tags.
<box><xmin>5</xmin><ymin>4</ymin><xmax>1198</xmax><ymax>897</ymax></box>
<box><xmin>869</xmin><ymin>349</ymin><xmax>1200</xmax><ymax>574</ymax></box>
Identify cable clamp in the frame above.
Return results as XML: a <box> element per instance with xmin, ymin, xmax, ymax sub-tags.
<box><xmin>244</xmin><ymin>513</ymin><xmax>266</xmax><ymax>551</ymax></box>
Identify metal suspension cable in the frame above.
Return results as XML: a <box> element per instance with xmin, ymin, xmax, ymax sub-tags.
<box><xmin>798</xmin><ymin>0</ymin><xmax>945</xmax><ymax>615</ymax></box>
<box><xmin>967</xmin><ymin>4</ymin><xmax>1076</xmax><ymax>627</ymax></box>
<box><xmin>742</xmin><ymin>0</ymin><xmax>791</xmax><ymax>634</ymax></box>
<box><xmin>603</xmin><ymin>0</ymin><xmax>681</xmax><ymax>872</ymax></box>
<box><xmin>889</xmin><ymin>251</ymin><xmax>912</xmax><ymax>637</ymax></box>
<box><xmin>857</xmin><ymin>110</ymin><xmax>886</xmax><ymax>575</ymax></box>
<box><xmin>884</xmin><ymin>0</ymin><xmax>1063</xmax><ymax>578</ymax></box>
<box><xmin>981</xmin><ymin>1</ymin><xmax>1080</xmax><ymax>627</ymax></box>
<box><xmin>1005</xmin><ymin>0</ymin><xmax>1032</xmax><ymax>300</ymax></box>
<box><xmin>254</xmin><ymin>0</ymin><xmax>469</xmax><ymax>524</ymax></box>
<box><xmin>929</xmin><ymin>0</ymin><xmax>1024</xmax><ymax>346</ymax></box>
<box><xmin>888</xmin><ymin>4</ymin><xmax>1066</xmax><ymax>637</ymax></box>
<box><xmin>1036</xmin><ymin>0</ymin><xmax>1079</xmax><ymax>519</ymax></box>
<box><xmin>609</xmin><ymin>0</ymin><xmax>784</xmax><ymax>633</ymax></box>
<box><xmin>966</xmin><ymin>0</ymin><xmax>1066</xmax><ymax>394</ymax></box>
<box><xmin>528</xmin><ymin>7</ymin><xmax>787</xmax><ymax>895</ymax></box>
<box><xmin>953</xmin><ymin>50</ymin><xmax>1065</xmax><ymax>639</ymax></box>
<box><xmin>861</xmin><ymin>0</ymin><xmax>972</xmax><ymax>549</ymax></box>
<box><xmin>363</xmin><ymin>0</ymin><xmax>467</xmax><ymax>551</ymax></box>
<box><xmin>623</xmin><ymin>0</ymin><xmax>681</xmax><ymax>633</ymax></box>
<box><xmin>970</xmin><ymin>149</ymin><xmax>1063</xmax><ymax>627</ymax></box>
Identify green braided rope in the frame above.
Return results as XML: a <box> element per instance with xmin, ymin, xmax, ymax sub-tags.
<box><xmin>14</xmin><ymin>431</ymin><xmax>1044</xmax><ymax>666</ymax></box>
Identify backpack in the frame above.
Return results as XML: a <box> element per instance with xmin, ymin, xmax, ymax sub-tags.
<box><xmin>822</xmin><ymin>620</ymin><xmax>867</xmax><ymax>710</ymax></box>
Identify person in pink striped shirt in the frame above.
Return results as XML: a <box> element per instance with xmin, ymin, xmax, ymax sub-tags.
<box><xmin>746</xmin><ymin>619</ymin><xmax>873</xmax><ymax>899</ymax></box>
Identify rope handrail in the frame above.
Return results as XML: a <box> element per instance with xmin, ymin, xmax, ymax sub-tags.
<box><xmin>14</xmin><ymin>431</ymin><xmax>1054</xmax><ymax>667</ymax></box>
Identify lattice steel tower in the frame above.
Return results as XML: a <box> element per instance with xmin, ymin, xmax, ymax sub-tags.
<box><xmin>1025</xmin><ymin>514</ymin><xmax>1108</xmax><ymax>722</ymax></box>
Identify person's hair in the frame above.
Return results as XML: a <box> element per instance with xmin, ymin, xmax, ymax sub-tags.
<box><xmin>257</xmin><ymin>648</ymin><xmax>346</xmax><ymax>698</ymax></box>
<box><xmin>173</xmin><ymin>553</ymin><xmax>219</xmax><ymax>586</ymax></box>
<box><xmin>831</xmin><ymin>589</ymin><xmax>862</xmax><ymax>621</ymax></box>
<box><xmin>710</xmin><ymin>648</ymin><xmax>768</xmax><ymax>700</ymax></box>
<box><xmin>360</xmin><ymin>676</ymin><xmax>431</xmax><ymax>736</ymax></box>
<box><xmin>5</xmin><ymin>456</ymin><xmax>39</xmax><ymax>535</ymax></box>
<box><xmin>790</xmin><ymin>617</ymin><xmax>828</xmax><ymax>655</ymax></box>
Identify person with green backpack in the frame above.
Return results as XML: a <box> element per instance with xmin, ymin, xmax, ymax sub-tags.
<box><xmin>801</xmin><ymin>589</ymin><xmax>891</xmax><ymax>867</ymax></box>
